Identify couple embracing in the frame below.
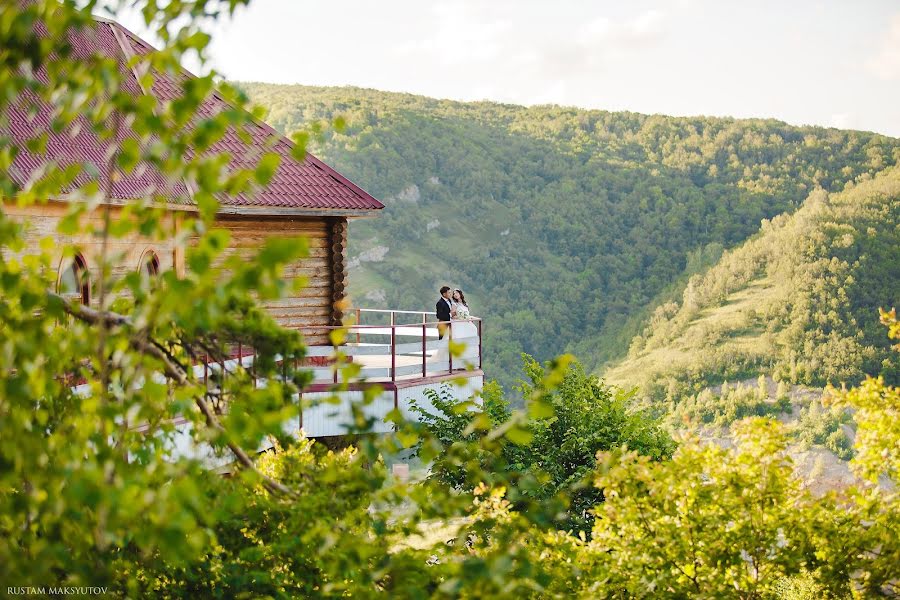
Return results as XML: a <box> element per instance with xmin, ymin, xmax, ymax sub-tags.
<box><xmin>434</xmin><ymin>287</ymin><xmax>478</xmax><ymax>368</ymax></box>
<box><xmin>436</xmin><ymin>285</ymin><xmax>473</xmax><ymax>338</ymax></box>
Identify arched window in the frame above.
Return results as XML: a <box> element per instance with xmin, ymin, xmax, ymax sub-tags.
<box><xmin>58</xmin><ymin>254</ymin><xmax>90</xmax><ymax>305</ymax></box>
<box><xmin>140</xmin><ymin>250</ymin><xmax>160</xmax><ymax>279</ymax></box>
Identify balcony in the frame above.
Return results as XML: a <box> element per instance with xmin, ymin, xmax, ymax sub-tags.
<box><xmin>185</xmin><ymin>309</ymin><xmax>483</xmax><ymax>444</ymax></box>
<box><xmin>298</xmin><ymin>308</ymin><xmax>483</xmax><ymax>385</ymax></box>
<box><xmin>294</xmin><ymin>308</ymin><xmax>484</xmax><ymax>438</ymax></box>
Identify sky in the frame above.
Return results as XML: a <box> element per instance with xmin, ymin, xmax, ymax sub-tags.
<box><xmin>119</xmin><ymin>0</ymin><xmax>900</xmax><ymax>137</ymax></box>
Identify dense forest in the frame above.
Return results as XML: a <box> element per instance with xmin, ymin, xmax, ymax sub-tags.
<box><xmin>239</xmin><ymin>83</ymin><xmax>900</xmax><ymax>390</ymax></box>
<box><xmin>606</xmin><ymin>165</ymin><xmax>900</xmax><ymax>405</ymax></box>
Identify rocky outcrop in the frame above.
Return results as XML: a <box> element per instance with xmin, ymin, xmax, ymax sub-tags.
<box><xmin>391</xmin><ymin>184</ymin><xmax>420</xmax><ymax>203</ymax></box>
<box><xmin>348</xmin><ymin>245</ymin><xmax>389</xmax><ymax>269</ymax></box>
<box><xmin>364</xmin><ymin>288</ymin><xmax>386</xmax><ymax>303</ymax></box>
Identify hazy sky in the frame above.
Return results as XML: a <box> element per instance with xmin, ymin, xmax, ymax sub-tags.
<box><xmin>120</xmin><ymin>0</ymin><xmax>900</xmax><ymax>137</ymax></box>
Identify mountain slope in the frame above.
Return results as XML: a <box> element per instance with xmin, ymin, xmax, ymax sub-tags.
<box><xmin>238</xmin><ymin>83</ymin><xmax>900</xmax><ymax>389</ymax></box>
<box><xmin>605</xmin><ymin>165</ymin><xmax>900</xmax><ymax>403</ymax></box>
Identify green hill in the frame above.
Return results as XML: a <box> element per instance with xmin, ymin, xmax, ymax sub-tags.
<box><xmin>605</xmin><ymin>165</ymin><xmax>900</xmax><ymax>404</ymax></box>
<box><xmin>238</xmin><ymin>83</ymin><xmax>900</xmax><ymax>389</ymax></box>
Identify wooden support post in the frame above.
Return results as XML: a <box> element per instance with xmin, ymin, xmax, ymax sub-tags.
<box><xmin>203</xmin><ymin>354</ymin><xmax>208</xmax><ymax>387</ymax></box>
<box><xmin>329</xmin><ymin>218</ymin><xmax>347</xmax><ymax>328</ymax></box>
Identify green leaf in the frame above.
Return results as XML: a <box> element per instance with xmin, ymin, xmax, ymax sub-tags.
<box><xmin>254</xmin><ymin>152</ymin><xmax>281</xmax><ymax>185</ymax></box>
<box><xmin>527</xmin><ymin>398</ymin><xmax>555</xmax><ymax>420</ymax></box>
<box><xmin>505</xmin><ymin>425</ymin><xmax>534</xmax><ymax>446</ymax></box>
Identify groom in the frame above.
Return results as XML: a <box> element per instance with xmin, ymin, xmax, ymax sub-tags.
<box><xmin>436</xmin><ymin>285</ymin><xmax>453</xmax><ymax>339</ymax></box>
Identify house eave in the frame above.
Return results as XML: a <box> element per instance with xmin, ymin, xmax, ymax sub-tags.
<box><xmin>9</xmin><ymin>196</ymin><xmax>381</xmax><ymax>219</ymax></box>
<box><xmin>214</xmin><ymin>205</ymin><xmax>382</xmax><ymax>219</ymax></box>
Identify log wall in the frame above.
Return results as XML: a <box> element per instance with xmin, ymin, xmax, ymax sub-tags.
<box><xmin>1</xmin><ymin>202</ymin><xmax>181</xmax><ymax>305</ymax></box>
<box><xmin>212</xmin><ymin>215</ymin><xmax>345</xmax><ymax>346</ymax></box>
<box><xmin>3</xmin><ymin>202</ymin><xmax>349</xmax><ymax>347</ymax></box>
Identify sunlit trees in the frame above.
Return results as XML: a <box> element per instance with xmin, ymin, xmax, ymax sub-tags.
<box><xmin>414</xmin><ymin>356</ymin><xmax>674</xmax><ymax>533</ymax></box>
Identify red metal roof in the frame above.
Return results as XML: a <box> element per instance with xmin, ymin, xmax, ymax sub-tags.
<box><xmin>5</xmin><ymin>19</ymin><xmax>383</xmax><ymax>213</ymax></box>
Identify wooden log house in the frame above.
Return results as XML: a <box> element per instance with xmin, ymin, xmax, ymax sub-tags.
<box><xmin>3</xmin><ymin>15</ymin><xmax>484</xmax><ymax>443</ymax></box>
<box><xmin>2</xmin><ymin>17</ymin><xmax>381</xmax><ymax>347</ymax></box>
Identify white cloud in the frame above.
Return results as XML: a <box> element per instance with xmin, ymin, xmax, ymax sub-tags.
<box><xmin>577</xmin><ymin>9</ymin><xmax>667</xmax><ymax>51</ymax></box>
<box><xmin>392</xmin><ymin>5</ymin><xmax>668</xmax><ymax>88</ymax></box>
<box><xmin>866</xmin><ymin>13</ymin><xmax>900</xmax><ymax>81</ymax></box>
<box><xmin>392</xmin><ymin>1</ymin><xmax>513</xmax><ymax>67</ymax></box>
<box><xmin>631</xmin><ymin>9</ymin><xmax>667</xmax><ymax>40</ymax></box>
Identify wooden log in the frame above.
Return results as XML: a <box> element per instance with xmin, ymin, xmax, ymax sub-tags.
<box><xmin>262</xmin><ymin>292</ymin><xmax>335</xmax><ymax>306</ymax></box>
<box><xmin>225</xmin><ymin>236</ymin><xmax>329</xmax><ymax>248</ymax></box>
<box><xmin>221</xmin><ymin>247</ymin><xmax>331</xmax><ymax>259</ymax></box>
<box><xmin>264</xmin><ymin>305</ymin><xmax>333</xmax><ymax>318</ymax></box>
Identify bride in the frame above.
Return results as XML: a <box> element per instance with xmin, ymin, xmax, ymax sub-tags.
<box><xmin>449</xmin><ymin>289</ymin><xmax>478</xmax><ymax>366</ymax></box>
<box><xmin>430</xmin><ymin>288</ymin><xmax>478</xmax><ymax>369</ymax></box>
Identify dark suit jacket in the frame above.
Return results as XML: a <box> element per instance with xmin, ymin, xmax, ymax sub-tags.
<box><xmin>436</xmin><ymin>297</ymin><xmax>452</xmax><ymax>322</ymax></box>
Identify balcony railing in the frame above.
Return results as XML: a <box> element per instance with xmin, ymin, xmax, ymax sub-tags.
<box><xmin>296</xmin><ymin>308</ymin><xmax>483</xmax><ymax>385</ymax></box>
<box><xmin>68</xmin><ymin>308</ymin><xmax>482</xmax><ymax>399</ymax></box>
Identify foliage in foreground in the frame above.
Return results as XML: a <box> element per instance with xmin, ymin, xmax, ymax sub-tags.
<box><xmin>412</xmin><ymin>355</ymin><xmax>675</xmax><ymax>533</ymax></box>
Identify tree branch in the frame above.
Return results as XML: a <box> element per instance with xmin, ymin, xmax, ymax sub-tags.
<box><xmin>52</xmin><ymin>292</ymin><xmax>297</xmax><ymax>498</ymax></box>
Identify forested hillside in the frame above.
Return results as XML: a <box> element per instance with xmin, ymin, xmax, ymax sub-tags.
<box><xmin>239</xmin><ymin>83</ymin><xmax>900</xmax><ymax>389</ymax></box>
<box><xmin>606</xmin><ymin>165</ymin><xmax>900</xmax><ymax>404</ymax></box>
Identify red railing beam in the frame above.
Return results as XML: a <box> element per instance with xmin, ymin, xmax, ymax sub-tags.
<box><xmin>448</xmin><ymin>320</ymin><xmax>453</xmax><ymax>375</ymax></box>
<box><xmin>478</xmin><ymin>318</ymin><xmax>483</xmax><ymax>370</ymax></box>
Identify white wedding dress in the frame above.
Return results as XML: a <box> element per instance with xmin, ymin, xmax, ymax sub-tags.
<box><xmin>430</xmin><ymin>303</ymin><xmax>478</xmax><ymax>369</ymax></box>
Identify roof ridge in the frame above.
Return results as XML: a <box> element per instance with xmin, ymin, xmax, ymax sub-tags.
<box><xmin>7</xmin><ymin>11</ymin><xmax>383</xmax><ymax>213</ymax></box>
<box><xmin>97</xmin><ymin>15</ymin><xmax>380</xmax><ymax>210</ymax></box>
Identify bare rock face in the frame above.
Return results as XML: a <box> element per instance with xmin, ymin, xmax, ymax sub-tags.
<box><xmin>391</xmin><ymin>184</ymin><xmax>421</xmax><ymax>203</ymax></box>
<box><xmin>364</xmin><ymin>288</ymin><xmax>386</xmax><ymax>304</ymax></box>
<box><xmin>348</xmin><ymin>245</ymin><xmax>389</xmax><ymax>269</ymax></box>
<box><xmin>428</xmin><ymin>176</ymin><xmax>441</xmax><ymax>185</ymax></box>
<box><xmin>426</xmin><ymin>219</ymin><xmax>440</xmax><ymax>232</ymax></box>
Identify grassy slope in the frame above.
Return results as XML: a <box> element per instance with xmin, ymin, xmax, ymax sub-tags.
<box><xmin>605</xmin><ymin>166</ymin><xmax>900</xmax><ymax>402</ymax></box>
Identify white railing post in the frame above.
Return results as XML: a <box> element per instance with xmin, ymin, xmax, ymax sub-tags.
<box><xmin>422</xmin><ymin>312</ymin><xmax>427</xmax><ymax>378</ymax></box>
<box><xmin>390</xmin><ymin>311</ymin><xmax>396</xmax><ymax>382</ymax></box>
